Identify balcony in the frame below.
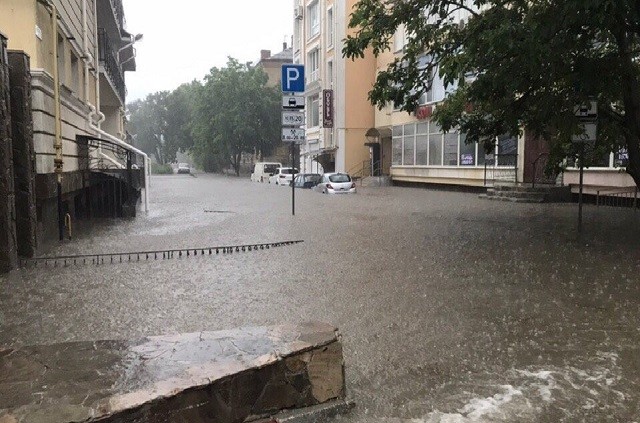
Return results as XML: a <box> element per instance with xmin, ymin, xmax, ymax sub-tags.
<box><xmin>98</xmin><ymin>28</ymin><xmax>126</xmax><ymax>103</ymax></box>
<box><xmin>97</xmin><ymin>0</ymin><xmax>125</xmax><ymax>39</ymax></box>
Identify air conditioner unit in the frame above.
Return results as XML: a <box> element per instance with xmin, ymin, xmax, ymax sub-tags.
<box><xmin>294</xmin><ymin>5</ymin><xmax>304</xmax><ymax>19</ymax></box>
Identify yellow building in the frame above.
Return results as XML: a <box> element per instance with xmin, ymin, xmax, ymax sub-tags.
<box><xmin>0</xmin><ymin>0</ymin><xmax>143</xmax><ymax>241</ymax></box>
<box><xmin>294</xmin><ymin>0</ymin><xmax>376</xmax><ymax>175</ymax></box>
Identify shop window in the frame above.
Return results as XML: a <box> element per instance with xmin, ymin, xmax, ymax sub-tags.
<box><xmin>459</xmin><ymin>135</ymin><xmax>476</xmax><ymax>166</ymax></box>
<box><xmin>392</xmin><ymin>136</ymin><xmax>402</xmax><ymax>165</ymax></box>
<box><xmin>428</xmin><ymin>122</ymin><xmax>443</xmax><ymax>165</ymax></box>
<box><xmin>416</xmin><ymin>123</ymin><xmax>429</xmax><ymax>165</ymax></box>
<box><xmin>444</xmin><ymin>132</ymin><xmax>458</xmax><ymax>166</ymax></box>
<box><xmin>615</xmin><ymin>148</ymin><xmax>629</xmax><ymax>167</ymax></box>
<box><xmin>403</xmin><ymin>124</ymin><xmax>415</xmax><ymax>165</ymax></box>
<box><xmin>497</xmin><ymin>134</ymin><xmax>518</xmax><ymax>166</ymax></box>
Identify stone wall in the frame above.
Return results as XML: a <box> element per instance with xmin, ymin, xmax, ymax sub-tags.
<box><xmin>8</xmin><ymin>50</ymin><xmax>36</xmax><ymax>258</ymax></box>
<box><xmin>0</xmin><ymin>33</ymin><xmax>18</xmax><ymax>272</ymax></box>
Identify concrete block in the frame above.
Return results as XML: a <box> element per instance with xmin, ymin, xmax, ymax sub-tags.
<box><xmin>0</xmin><ymin>322</ymin><xmax>346</xmax><ymax>423</ymax></box>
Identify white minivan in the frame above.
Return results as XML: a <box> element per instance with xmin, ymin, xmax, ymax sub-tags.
<box><xmin>251</xmin><ymin>162</ymin><xmax>282</xmax><ymax>183</ymax></box>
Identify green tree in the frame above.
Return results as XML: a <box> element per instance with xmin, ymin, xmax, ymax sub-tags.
<box><xmin>128</xmin><ymin>91</ymin><xmax>171</xmax><ymax>164</ymax></box>
<box><xmin>128</xmin><ymin>84</ymin><xmax>198</xmax><ymax>165</ymax></box>
<box><xmin>192</xmin><ymin>58</ymin><xmax>280</xmax><ymax>176</ymax></box>
<box><xmin>344</xmin><ymin>0</ymin><xmax>640</xmax><ymax>186</ymax></box>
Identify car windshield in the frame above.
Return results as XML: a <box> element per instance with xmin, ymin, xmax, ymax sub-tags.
<box><xmin>179</xmin><ymin>163</ymin><xmax>188</xmax><ymax>167</ymax></box>
<box><xmin>329</xmin><ymin>174</ymin><xmax>351</xmax><ymax>183</ymax></box>
<box><xmin>280</xmin><ymin>168</ymin><xmax>298</xmax><ymax>174</ymax></box>
<box><xmin>307</xmin><ymin>174</ymin><xmax>321</xmax><ymax>182</ymax></box>
<box><xmin>264</xmin><ymin>165</ymin><xmax>279</xmax><ymax>173</ymax></box>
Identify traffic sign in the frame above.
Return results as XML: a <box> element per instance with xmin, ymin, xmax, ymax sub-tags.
<box><xmin>282</xmin><ymin>95</ymin><xmax>305</xmax><ymax>110</ymax></box>
<box><xmin>282</xmin><ymin>127</ymin><xmax>305</xmax><ymax>142</ymax></box>
<box><xmin>282</xmin><ymin>111</ymin><xmax>305</xmax><ymax>126</ymax></box>
<box><xmin>572</xmin><ymin>122</ymin><xmax>597</xmax><ymax>143</ymax></box>
<box><xmin>575</xmin><ymin>101</ymin><xmax>597</xmax><ymax>121</ymax></box>
<box><xmin>282</xmin><ymin>64</ymin><xmax>305</xmax><ymax>93</ymax></box>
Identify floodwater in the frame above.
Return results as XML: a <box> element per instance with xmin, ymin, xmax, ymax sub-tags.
<box><xmin>1</xmin><ymin>174</ymin><xmax>639</xmax><ymax>422</ymax></box>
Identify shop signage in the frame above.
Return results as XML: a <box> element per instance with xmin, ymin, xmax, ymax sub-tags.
<box><xmin>323</xmin><ymin>89</ymin><xmax>334</xmax><ymax>128</ymax></box>
<box><xmin>415</xmin><ymin>105</ymin><xmax>433</xmax><ymax>120</ymax></box>
<box><xmin>460</xmin><ymin>154</ymin><xmax>474</xmax><ymax>165</ymax></box>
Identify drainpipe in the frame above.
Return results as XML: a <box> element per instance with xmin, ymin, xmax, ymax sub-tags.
<box><xmin>93</xmin><ymin>0</ymin><xmax>105</xmax><ymax>128</ymax></box>
<box><xmin>47</xmin><ymin>2</ymin><xmax>65</xmax><ymax>241</ymax></box>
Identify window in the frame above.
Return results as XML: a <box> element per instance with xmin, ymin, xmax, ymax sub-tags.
<box><xmin>327</xmin><ymin>60</ymin><xmax>333</xmax><ymax>88</ymax></box>
<box><xmin>428</xmin><ymin>122</ymin><xmax>443</xmax><ymax>165</ymax></box>
<box><xmin>327</xmin><ymin>8</ymin><xmax>334</xmax><ymax>48</ymax></box>
<box><xmin>497</xmin><ymin>135</ymin><xmax>518</xmax><ymax>166</ymax></box>
<box><xmin>416</xmin><ymin>123</ymin><xmax>428</xmax><ymax>165</ymax></box>
<box><xmin>308</xmin><ymin>49</ymin><xmax>319</xmax><ymax>82</ymax></box>
<box><xmin>394</xmin><ymin>24</ymin><xmax>407</xmax><ymax>52</ymax></box>
<box><xmin>403</xmin><ymin>124</ymin><xmax>415</xmax><ymax>165</ymax></box>
<box><xmin>459</xmin><ymin>134</ymin><xmax>476</xmax><ymax>166</ymax></box>
<box><xmin>308</xmin><ymin>1</ymin><xmax>320</xmax><ymax>38</ymax></box>
<box><xmin>329</xmin><ymin>174</ymin><xmax>351</xmax><ymax>183</ymax></box>
<box><xmin>57</xmin><ymin>33</ymin><xmax>66</xmax><ymax>85</ymax></box>
<box><xmin>444</xmin><ymin>132</ymin><xmax>459</xmax><ymax>166</ymax></box>
<box><xmin>392</xmin><ymin>126</ymin><xmax>402</xmax><ymax>165</ymax></box>
<box><xmin>70</xmin><ymin>52</ymin><xmax>81</xmax><ymax>95</ymax></box>
<box><xmin>294</xmin><ymin>20</ymin><xmax>301</xmax><ymax>53</ymax></box>
<box><xmin>308</xmin><ymin>94</ymin><xmax>319</xmax><ymax>127</ymax></box>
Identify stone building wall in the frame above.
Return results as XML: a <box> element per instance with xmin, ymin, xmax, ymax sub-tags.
<box><xmin>9</xmin><ymin>51</ymin><xmax>37</xmax><ymax>258</ymax></box>
<box><xmin>0</xmin><ymin>33</ymin><xmax>18</xmax><ymax>272</ymax></box>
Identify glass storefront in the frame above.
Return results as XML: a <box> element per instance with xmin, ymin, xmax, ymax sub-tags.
<box><xmin>391</xmin><ymin>121</ymin><xmax>518</xmax><ymax>168</ymax></box>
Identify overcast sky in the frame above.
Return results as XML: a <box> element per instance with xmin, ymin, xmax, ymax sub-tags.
<box><xmin>123</xmin><ymin>0</ymin><xmax>293</xmax><ymax>102</ymax></box>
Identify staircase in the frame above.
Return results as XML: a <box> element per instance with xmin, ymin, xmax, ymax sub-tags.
<box><xmin>361</xmin><ymin>175</ymin><xmax>392</xmax><ymax>187</ymax></box>
<box><xmin>480</xmin><ymin>184</ymin><xmax>569</xmax><ymax>203</ymax></box>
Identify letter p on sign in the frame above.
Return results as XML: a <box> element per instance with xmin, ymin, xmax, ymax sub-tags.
<box><xmin>282</xmin><ymin>64</ymin><xmax>305</xmax><ymax>93</ymax></box>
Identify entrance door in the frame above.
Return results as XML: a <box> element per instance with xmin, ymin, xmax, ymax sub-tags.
<box><xmin>371</xmin><ymin>144</ymin><xmax>381</xmax><ymax>176</ymax></box>
<box><xmin>523</xmin><ymin>132</ymin><xmax>550</xmax><ymax>184</ymax></box>
<box><xmin>381</xmin><ymin>138</ymin><xmax>392</xmax><ymax>175</ymax></box>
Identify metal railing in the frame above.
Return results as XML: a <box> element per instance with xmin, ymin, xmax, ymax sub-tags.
<box><xmin>349</xmin><ymin>160</ymin><xmax>382</xmax><ymax>185</ymax></box>
<box><xmin>98</xmin><ymin>28</ymin><xmax>126</xmax><ymax>102</ymax></box>
<box><xmin>596</xmin><ymin>187</ymin><xmax>638</xmax><ymax>209</ymax></box>
<box><xmin>484</xmin><ymin>153</ymin><xmax>518</xmax><ymax>186</ymax></box>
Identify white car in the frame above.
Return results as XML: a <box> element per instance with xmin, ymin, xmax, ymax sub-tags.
<box><xmin>269</xmin><ymin>167</ymin><xmax>298</xmax><ymax>186</ymax></box>
<box><xmin>314</xmin><ymin>173</ymin><xmax>357</xmax><ymax>194</ymax></box>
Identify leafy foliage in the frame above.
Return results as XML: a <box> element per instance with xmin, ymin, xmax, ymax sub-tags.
<box><xmin>343</xmin><ymin>0</ymin><xmax>640</xmax><ymax>185</ymax></box>
<box><xmin>127</xmin><ymin>58</ymin><xmax>280</xmax><ymax>175</ymax></box>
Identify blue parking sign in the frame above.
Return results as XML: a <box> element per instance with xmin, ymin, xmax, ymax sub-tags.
<box><xmin>281</xmin><ymin>64</ymin><xmax>305</xmax><ymax>93</ymax></box>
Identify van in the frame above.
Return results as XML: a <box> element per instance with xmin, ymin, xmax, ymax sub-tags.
<box><xmin>251</xmin><ymin>162</ymin><xmax>282</xmax><ymax>183</ymax></box>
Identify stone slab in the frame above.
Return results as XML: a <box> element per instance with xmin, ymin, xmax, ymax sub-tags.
<box><xmin>0</xmin><ymin>322</ymin><xmax>345</xmax><ymax>423</ymax></box>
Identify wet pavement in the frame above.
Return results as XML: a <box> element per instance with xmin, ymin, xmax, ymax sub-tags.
<box><xmin>1</xmin><ymin>174</ymin><xmax>639</xmax><ymax>422</ymax></box>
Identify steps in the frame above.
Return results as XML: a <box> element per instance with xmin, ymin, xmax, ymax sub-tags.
<box><xmin>361</xmin><ymin>176</ymin><xmax>392</xmax><ymax>188</ymax></box>
<box><xmin>480</xmin><ymin>184</ymin><xmax>557</xmax><ymax>203</ymax></box>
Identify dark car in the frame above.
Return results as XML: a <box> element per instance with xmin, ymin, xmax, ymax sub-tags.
<box><xmin>290</xmin><ymin>173</ymin><xmax>322</xmax><ymax>189</ymax></box>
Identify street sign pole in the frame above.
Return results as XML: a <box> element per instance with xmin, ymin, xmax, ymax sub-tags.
<box><xmin>573</xmin><ymin>100</ymin><xmax>597</xmax><ymax>235</ymax></box>
<box><xmin>281</xmin><ymin>64</ymin><xmax>305</xmax><ymax>217</ymax></box>
<box><xmin>578</xmin><ymin>143</ymin><xmax>584</xmax><ymax>233</ymax></box>
<box><xmin>291</xmin><ymin>142</ymin><xmax>295</xmax><ymax>216</ymax></box>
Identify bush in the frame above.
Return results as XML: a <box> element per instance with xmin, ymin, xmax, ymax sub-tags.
<box><xmin>151</xmin><ymin>163</ymin><xmax>173</xmax><ymax>174</ymax></box>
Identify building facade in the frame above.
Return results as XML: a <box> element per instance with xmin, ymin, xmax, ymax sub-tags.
<box><xmin>293</xmin><ymin>0</ymin><xmax>376</xmax><ymax>175</ymax></box>
<box><xmin>0</xmin><ymin>0</ymin><xmax>144</xmax><ymax>255</ymax></box>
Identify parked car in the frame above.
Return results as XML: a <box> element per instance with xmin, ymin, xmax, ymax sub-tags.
<box><xmin>177</xmin><ymin>163</ymin><xmax>191</xmax><ymax>174</ymax></box>
<box><xmin>314</xmin><ymin>173</ymin><xmax>357</xmax><ymax>194</ymax></box>
<box><xmin>269</xmin><ymin>167</ymin><xmax>298</xmax><ymax>186</ymax></box>
<box><xmin>291</xmin><ymin>173</ymin><xmax>321</xmax><ymax>189</ymax></box>
<box><xmin>251</xmin><ymin>162</ymin><xmax>282</xmax><ymax>182</ymax></box>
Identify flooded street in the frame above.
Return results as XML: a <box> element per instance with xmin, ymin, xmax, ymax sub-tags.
<box><xmin>1</xmin><ymin>174</ymin><xmax>639</xmax><ymax>422</ymax></box>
